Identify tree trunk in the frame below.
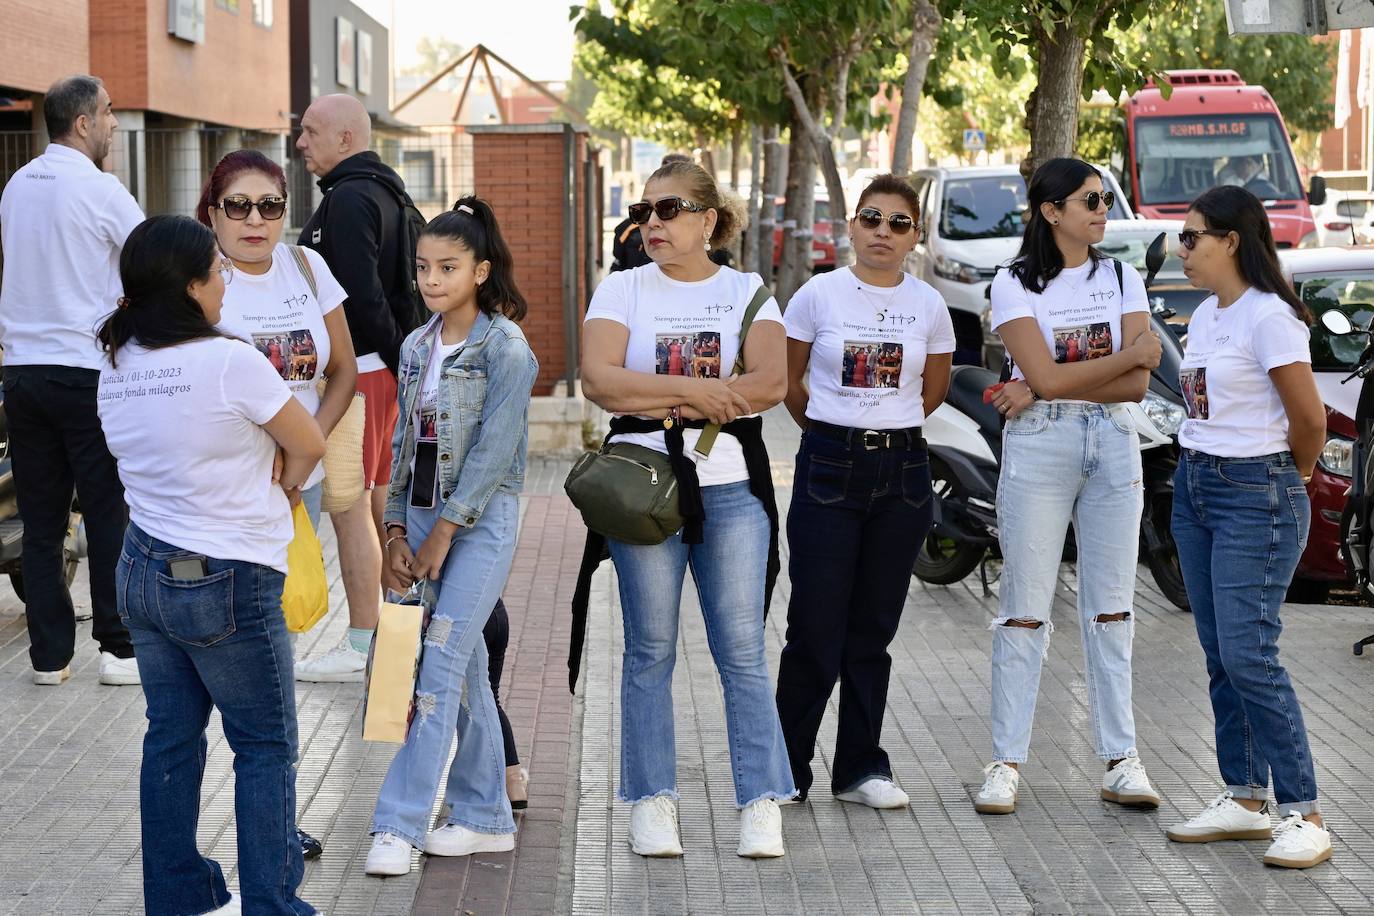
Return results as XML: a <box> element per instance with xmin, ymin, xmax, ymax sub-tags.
<box><xmin>743</xmin><ymin>124</ymin><xmax>764</xmax><ymax>274</ymax></box>
<box><xmin>776</xmin><ymin>51</ymin><xmax>853</xmax><ymax>267</ymax></box>
<box><xmin>891</xmin><ymin>0</ymin><xmax>942</xmax><ymax>177</ymax></box>
<box><xmin>758</xmin><ymin>124</ymin><xmax>783</xmax><ymax>278</ymax></box>
<box><xmin>778</xmin><ymin>115</ymin><xmax>817</xmax><ymax>306</ymax></box>
<box><xmin>815</xmin><ymin>144</ymin><xmax>851</xmax><ymax>267</ymax></box>
<box><xmin>729</xmin><ymin>121</ymin><xmax>744</xmax><ymax>261</ymax></box>
<box><xmin>1023</xmin><ymin>25</ymin><xmax>1087</xmax><ymax>182</ymax></box>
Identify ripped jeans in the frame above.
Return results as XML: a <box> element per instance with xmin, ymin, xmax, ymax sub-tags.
<box><xmin>370</xmin><ymin>491</ymin><xmax>518</xmax><ymax>847</ymax></box>
<box><xmin>991</xmin><ymin>401</ymin><xmax>1142</xmax><ymax>763</ymax></box>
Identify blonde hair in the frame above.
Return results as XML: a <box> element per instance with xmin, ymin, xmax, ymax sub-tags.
<box><xmin>646</xmin><ymin>160</ymin><xmax>748</xmax><ymax>250</ymax></box>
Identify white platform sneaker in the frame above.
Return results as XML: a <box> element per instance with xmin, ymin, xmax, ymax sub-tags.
<box><xmin>627</xmin><ymin>796</ymin><xmax>683</xmax><ymax>857</ymax></box>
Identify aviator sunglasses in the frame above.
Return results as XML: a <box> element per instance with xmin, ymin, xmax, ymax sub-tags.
<box><xmin>854</xmin><ymin>207</ymin><xmax>916</xmax><ymax>235</ymax></box>
<box><xmin>627</xmin><ymin>196</ymin><xmax>707</xmax><ymax>225</ymax></box>
<box><xmin>1177</xmin><ymin>228</ymin><xmax>1232</xmax><ymax>251</ymax></box>
<box><xmin>216</xmin><ymin>195</ymin><xmax>288</xmax><ymax>221</ymax></box>
<box><xmin>1057</xmin><ymin>190</ymin><xmax>1115</xmax><ymax>212</ymax></box>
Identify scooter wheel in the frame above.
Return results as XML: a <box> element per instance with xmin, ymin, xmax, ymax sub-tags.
<box><xmin>914</xmin><ymin>533</ymin><xmax>984</xmax><ymax>585</ymax></box>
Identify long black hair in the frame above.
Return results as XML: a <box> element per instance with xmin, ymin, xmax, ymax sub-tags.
<box><xmin>420</xmin><ymin>196</ymin><xmax>527</xmax><ymax>321</ymax></box>
<box><xmin>1189</xmin><ymin>185</ymin><xmax>1313</xmax><ymax>325</ymax></box>
<box><xmin>1009</xmin><ymin>157</ymin><xmax>1107</xmax><ymax>294</ymax></box>
<box><xmin>98</xmin><ymin>215</ymin><xmax>228</xmax><ymax>367</ymax></box>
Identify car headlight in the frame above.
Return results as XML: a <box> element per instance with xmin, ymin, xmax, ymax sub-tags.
<box><xmin>1142</xmin><ymin>390</ymin><xmax>1185</xmax><ymax>437</ymax></box>
<box><xmin>934</xmin><ymin>255</ymin><xmax>981</xmax><ymax>284</ymax></box>
<box><xmin>1319</xmin><ymin>435</ymin><xmax>1354</xmax><ymax>478</ymax></box>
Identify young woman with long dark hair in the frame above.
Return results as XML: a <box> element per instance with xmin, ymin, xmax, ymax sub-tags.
<box><xmin>976</xmin><ymin>158</ymin><xmax>1163</xmax><ymax>816</ymax></box>
<box><xmin>97</xmin><ymin>215</ymin><xmax>326</xmax><ymax>915</ymax></box>
<box><xmin>1165</xmin><ymin>185</ymin><xmax>1331</xmax><ymax>869</ymax></box>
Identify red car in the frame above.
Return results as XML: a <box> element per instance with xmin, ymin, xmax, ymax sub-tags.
<box><xmin>771</xmin><ymin>196</ymin><xmax>836</xmax><ymax>273</ymax></box>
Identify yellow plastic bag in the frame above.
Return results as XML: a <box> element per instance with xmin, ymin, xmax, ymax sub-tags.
<box><xmin>281</xmin><ymin>502</ymin><xmax>328</xmax><ymax>633</ymax></box>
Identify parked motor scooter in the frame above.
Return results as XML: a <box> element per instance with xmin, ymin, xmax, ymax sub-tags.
<box><xmin>915</xmin><ymin>233</ymin><xmax>1191</xmax><ymax>612</ymax></box>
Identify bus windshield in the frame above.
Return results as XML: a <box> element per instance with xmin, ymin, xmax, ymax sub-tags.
<box><xmin>1133</xmin><ymin>114</ymin><xmax>1302</xmax><ymax>205</ymax></box>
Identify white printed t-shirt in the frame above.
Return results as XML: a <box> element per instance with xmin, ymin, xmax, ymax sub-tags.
<box><xmin>1178</xmin><ymin>289</ymin><xmax>1311</xmax><ymax>457</ymax></box>
<box><xmin>97</xmin><ymin>337</ymin><xmax>295</xmax><ymax>574</ymax></box>
<box><xmin>785</xmin><ymin>267</ymin><xmax>955</xmax><ymax>429</ymax></box>
<box><xmin>217</xmin><ymin>243</ymin><xmax>346</xmax><ymax>489</ymax></box>
<box><xmin>584</xmin><ymin>264</ymin><xmax>784</xmax><ymax>486</ymax></box>
<box><xmin>990</xmin><ymin>258</ymin><xmax>1148</xmax><ymax>394</ymax></box>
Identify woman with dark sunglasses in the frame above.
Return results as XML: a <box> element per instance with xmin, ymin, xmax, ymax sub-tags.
<box><xmin>773</xmin><ymin>174</ymin><xmax>953</xmax><ymax>809</ymax></box>
<box><xmin>977</xmin><ymin>158</ymin><xmax>1164</xmax><ymax>817</ymax></box>
<box><xmin>580</xmin><ymin>159</ymin><xmax>795</xmax><ymax>859</ymax></box>
<box><xmin>1166</xmin><ymin>185</ymin><xmax>1331</xmax><ymax>869</ymax></box>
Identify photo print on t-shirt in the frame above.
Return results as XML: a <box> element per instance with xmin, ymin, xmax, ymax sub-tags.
<box><xmin>252</xmin><ymin>329</ymin><xmax>317</xmax><ymax>382</ymax></box>
<box><xmin>655</xmin><ymin>332</ymin><xmax>722</xmax><ymax>379</ymax></box>
<box><xmin>1180</xmin><ymin>367</ymin><xmax>1209</xmax><ymax>419</ymax></box>
<box><xmin>841</xmin><ymin>340</ymin><xmax>902</xmax><ymax>389</ymax></box>
<box><xmin>1051</xmin><ymin>322</ymin><xmax>1111</xmax><ymax>364</ymax></box>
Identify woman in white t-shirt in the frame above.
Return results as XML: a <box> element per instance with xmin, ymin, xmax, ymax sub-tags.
<box><xmin>1164</xmin><ymin>185</ymin><xmax>1332</xmax><ymax>869</ymax></box>
<box><xmin>774</xmin><ymin>174</ymin><xmax>954</xmax><ymax>810</ymax></box>
<box><xmin>96</xmin><ymin>216</ymin><xmax>326</xmax><ymax>915</ymax></box>
<box><xmin>580</xmin><ymin>159</ymin><xmax>795</xmax><ymax>859</ymax></box>
<box><xmin>196</xmin><ymin>151</ymin><xmax>368</xmax><ymax>697</ymax></box>
<box><xmin>978</xmin><ymin>158</ymin><xmax>1164</xmax><ymax>817</ymax></box>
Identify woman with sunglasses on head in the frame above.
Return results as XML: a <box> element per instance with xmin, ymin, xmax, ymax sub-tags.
<box><xmin>579</xmin><ymin>159</ymin><xmax>795</xmax><ymax>859</ymax></box>
<box><xmin>773</xmin><ymin>174</ymin><xmax>953</xmax><ymax>809</ymax></box>
<box><xmin>97</xmin><ymin>216</ymin><xmax>326</xmax><ymax>915</ymax></box>
<box><xmin>1166</xmin><ymin>186</ymin><xmax>1330</xmax><ymax>869</ymax></box>
<box><xmin>976</xmin><ymin>157</ymin><xmax>1164</xmax><ymax>817</ymax></box>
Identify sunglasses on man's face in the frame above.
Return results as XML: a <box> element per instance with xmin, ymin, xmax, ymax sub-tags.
<box><xmin>1177</xmin><ymin>228</ymin><xmax>1232</xmax><ymax>251</ymax></box>
<box><xmin>1058</xmin><ymin>190</ymin><xmax>1115</xmax><ymax>212</ymax></box>
<box><xmin>854</xmin><ymin>207</ymin><xmax>916</xmax><ymax>235</ymax></box>
<box><xmin>627</xmin><ymin>196</ymin><xmax>707</xmax><ymax>225</ymax></box>
<box><xmin>217</xmin><ymin>195</ymin><xmax>287</xmax><ymax>221</ymax></box>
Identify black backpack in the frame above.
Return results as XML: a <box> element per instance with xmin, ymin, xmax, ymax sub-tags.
<box><xmin>322</xmin><ymin>173</ymin><xmax>429</xmax><ymax>333</ymax></box>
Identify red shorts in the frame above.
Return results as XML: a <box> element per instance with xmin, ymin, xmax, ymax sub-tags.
<box><xmin>358</xmin><ymin>367</ymin><xmax>400</xmax><ymax>489</ymax></box>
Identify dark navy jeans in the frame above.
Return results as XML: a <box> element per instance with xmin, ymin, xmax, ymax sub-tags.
<box><xmin>1172</xmin><ymin>449</ymin><xmax>1320</xmax><ymax>815</ymax></box>
<box><xmin>118</xmin><ymin>523</ymin><xmax>314</xmax><ymax>915</ymax></box>
<box><xmin>775</xmin><ymin>427</ymin><xmax>934</xmax><ymax>797</ymax></box>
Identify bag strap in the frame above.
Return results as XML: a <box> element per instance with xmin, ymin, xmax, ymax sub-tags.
<box><xmin>1113</xmin><ymin>257</ymin><xmax>1124</xmax><ymax>296</ymax></box>
<box><xmin>289</xmin><ymin>246</ymin><xmax>318</xmax><ymax>300</ymax></box>
<box><xmin>694</xmin><ymin>283</ymin><xmax>774</xmax><ymax>458</ymax></box>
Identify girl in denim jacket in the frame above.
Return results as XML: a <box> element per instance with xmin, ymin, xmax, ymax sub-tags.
<box><xmin>364</xmin><ymin>198</ymin><xmax>538</xmax><ymax>876</ymax></box>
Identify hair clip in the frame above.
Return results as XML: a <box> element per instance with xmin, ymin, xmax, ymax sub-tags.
<box><xmin>116</xmin><ymin>296</ymin><xmax>131</xmax><ymax>310</ymax></box>
<box><xmin>456</xmin><ymin>204</ymin><xmax>475</xmax><ymax>215</ymax></box>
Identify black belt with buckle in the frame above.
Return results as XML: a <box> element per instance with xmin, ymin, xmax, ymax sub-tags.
<box><xmin>809</xmin><ymin>420</ymin><xmax>925</xmax><ymax>451</ymax></box>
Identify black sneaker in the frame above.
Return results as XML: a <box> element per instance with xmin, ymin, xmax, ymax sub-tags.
<box><xmin>298</xmin><ymin>827</ymin><xmax>323</xmax><ymax>860</ymax></box>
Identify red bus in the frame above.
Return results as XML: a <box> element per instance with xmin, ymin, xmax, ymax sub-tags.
<box><xmin>1114</xmin><ymin>69</ymin><xmax>1326</xmax><ymax>248</ymax></box>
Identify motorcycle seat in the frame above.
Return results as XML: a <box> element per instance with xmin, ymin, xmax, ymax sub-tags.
<box><xmin>945</xmin><ymin>364</ymin><xmax>1005</xmax><ymax>435</ymax></box>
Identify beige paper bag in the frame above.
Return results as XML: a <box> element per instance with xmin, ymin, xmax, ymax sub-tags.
<box><xmin>361</xmin><ymin>600</ymin><xmax>427</xmax><ymax>743</ymax></box>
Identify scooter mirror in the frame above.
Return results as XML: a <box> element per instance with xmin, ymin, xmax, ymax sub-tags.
<box><xmin>1145</xmin><ymin>233</ymin><xmax>1167</xmax><ymax>277</ymax></box>
<box><xmin>1321</xmin><ymin>309</ymin><xmax>1355</xmax><ymax>336</ymax></box>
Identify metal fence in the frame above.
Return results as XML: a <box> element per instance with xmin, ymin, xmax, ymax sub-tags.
<box><xmin>0</xmin><ymin>125</ymin><xmax>476</xmax><ymax>235</ymax></box>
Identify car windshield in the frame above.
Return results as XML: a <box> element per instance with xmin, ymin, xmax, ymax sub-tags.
<box><xmin>1337</xmin><ymin>199</ymin><xmax>1372</xmax><ymax>219</ymax></box>
<box><xmin>1095</xmin><ymin>232</ymin><xmax>1184</xmax><ymax>276</ymax></box>
<box><xmin>1296</xmin><ymin>272</ymin><xmax>1374</xmax><ymax>369</ymax></box>
<box><xmin>1133</xmin><ymin>114</ymin><xmax>1303</xmax><ymax>205</ymax></box>
<box><xmin>938</xmin><ymin>175</ymin><xmax>1127</xmax><ymax>241</ymax></box>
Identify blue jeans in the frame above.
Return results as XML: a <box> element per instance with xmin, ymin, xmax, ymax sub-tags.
<box><xmin>300</xmin><ymin>482</ymin><xmax>323</xmax><ymax>530</ymax></box>
<box><xmin>370</xmin><ymin>491</ymin><xmax>518</xmax><ymax>847</ymax></box>
<box><xmin>992</xmin><ymin>402</ymin><xmax>1142</xmax><ymax>763</ymax></box>
<box><xmin>776</xmin><ymin>428</ymin><xmax>933</xmax><ymax>796</ymax></box>
<box><xmin>117</xmin><ymin>523</ymin><xmax>314</xmax><ymax>916</ymax></box>
<box><xmin>608</xmin><ymin>480</ymin><xmax>795</xmax><ymax>808</ymax></box>
<box><xmin>1172</xmin><ymin>449</ymin><xmax>1319</xmax><ymax>816</ymax></box>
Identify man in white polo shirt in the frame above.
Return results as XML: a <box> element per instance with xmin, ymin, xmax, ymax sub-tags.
<box><xmin>0</xmin><ymin>74</ymin><xmax>144</xmax><ymax>686</ymax></box>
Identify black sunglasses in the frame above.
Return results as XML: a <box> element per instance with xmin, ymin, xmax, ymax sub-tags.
<box><xmin>854</xmin><ymin>207</ymin><xmax>916</xmax><ymax>235</ymax></box>
<box><xmin>1178</xmin><ymin>228</ymin><xmax>1232</xmax><ymax>250</ymax></box>
<box><xmin>217</xmin><ymin>195</ymin><xmax>287</xmax><ymax>221</ymax></box>
<box><xmin>627</xmin><ymin>196</ymin><xmax>707</xmax><ymax>225</ymax></box>
<box><xmin>1057</xmin><ymin>190</ymin><xmax>1115</xmax><ymax>212</ymax></box>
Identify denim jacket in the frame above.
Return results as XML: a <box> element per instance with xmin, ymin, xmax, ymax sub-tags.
<box><xmin>384</xmin><ymin>310</ymin><xmax>539</xmax><ymax>530</ymax></box>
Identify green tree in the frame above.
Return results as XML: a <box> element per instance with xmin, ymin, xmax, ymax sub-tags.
<box><xmin>403</xmin><ymin>37</ymin><xmax>467</xmax><ymax>78</ymax></box>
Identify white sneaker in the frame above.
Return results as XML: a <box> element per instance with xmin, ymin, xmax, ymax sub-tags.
<box><xmin>1101</xmin><ymin>755</ymin><xmax>1160</xmax><ymax>809</ymax></box>
<box><xmin>99</xmin><ymin>652</ymin><xmax>140</xmax><ymax>686</ymax></box>
<box><xmin>364</xmin><ymin>832</ymin><xmax>413</xmax><ymax>876</ymax></box>
<box><xmin>425</xmin><ymin>822</ymin><xmax>516</xmax><ymax>856</ymax></box>
<box><xmin>1263</xmin><ymin>813</ymin><xmax>1332</xmax><ymax>868</ymax></box>
<box><xmin>33</xmin><ymin>666</ymin><xmax>70</xmax><ymax>686</ymax></box>
<box><xmin>296</xmin><ymin>639</ymin><xmax>367</xmax><ymax>683</ymax></box>
<box><xmin>836</xmin><ymin>777</ymin><xmax>910</xmax><ymax>809</ymax></box>
<box><xmin>203</xmin><ymin>893</ymin><xmax>241</xmax><ymax>914</ymax></box>
<box><xmin>974</xmin><ymin>762</ymin><xmax>1020</xmax><ymax>814</ymax></box>
<box><xmin>737</xmin><ymin>798</ymin><xmax>785</xmax><ymax>858</ymax></box>
<box><xmin>1166</xmin><ymin>791</ymin><xmax>1273</xmax><ymax>843</ymax></box>
<box><xmin>627</xmin><ymin>796</ymin><xmax>683</xmax><ymax>857</ymax></box>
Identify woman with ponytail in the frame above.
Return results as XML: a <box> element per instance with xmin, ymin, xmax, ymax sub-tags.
<box><xmin>1165</xmin><ymin>185</ymin><xmax>1331</xmax><ymax>869</ymax></box>
<box><xmin>364</xmin><ymin>196</ymin><xmax>538</xmax><ymax>876</ymax></box>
